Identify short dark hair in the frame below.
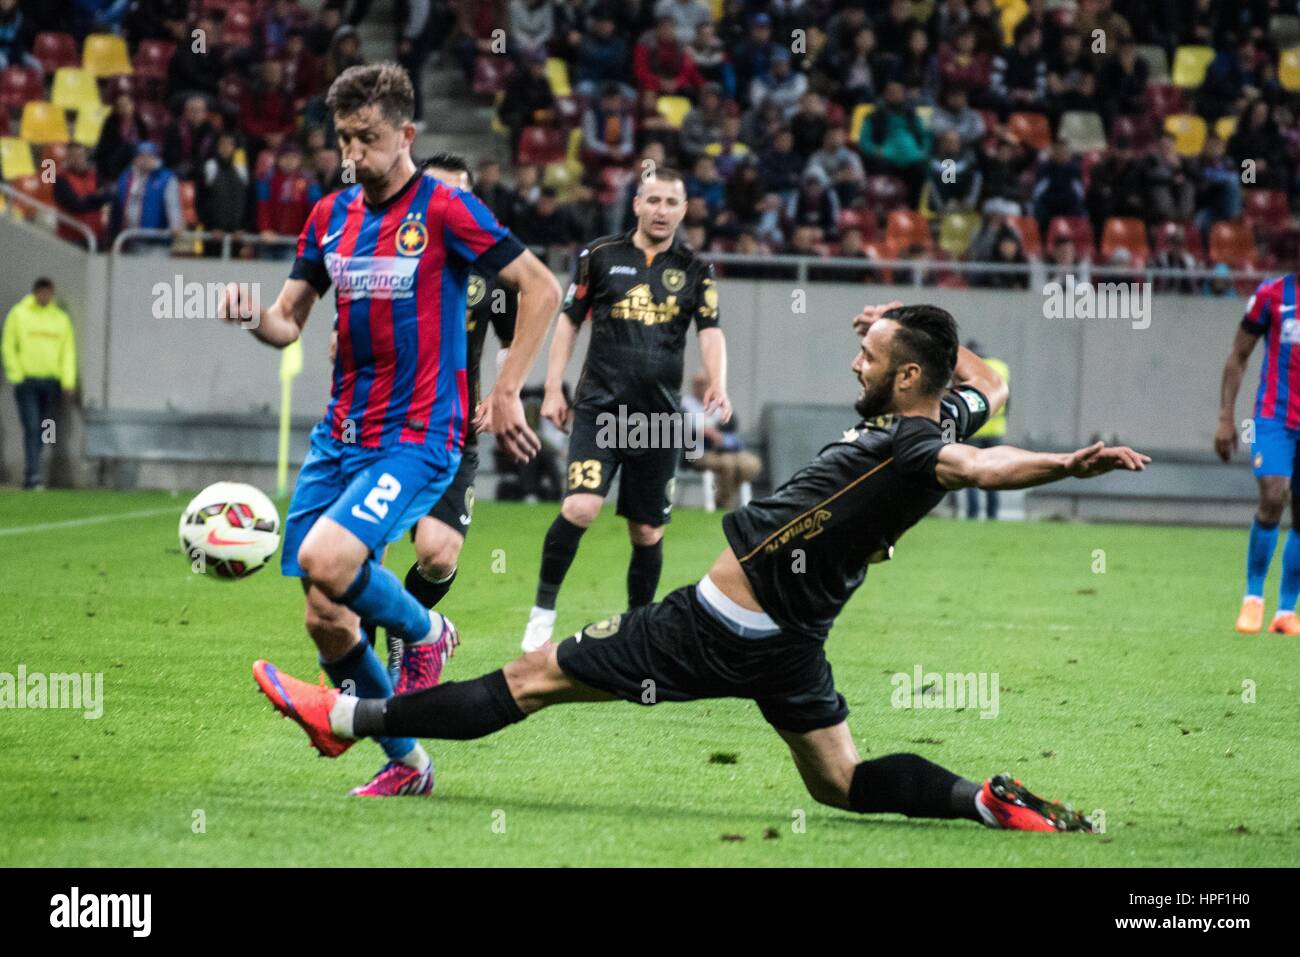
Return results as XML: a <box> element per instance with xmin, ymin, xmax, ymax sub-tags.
<box><xmin>33</xmin><ymin>277</ymin><xmax>53</xmax><ymax>292</ymax></box>
<box><xmin>882</xmin><ymin>304</ymin><xmax>959</xmax><ymax>396</ymax></box>
<box><xmin>636</xmin><ymin>166</ymin><xmax>685</xmax><ymax>193</ymax></box>
<box><xmin>421</xmin><ymin>151</ymin><xmax>473</xmax><ymax>187</ymax></box>
<box><xmin>326</xmin><ymin>63</ymin><xmax>415</xmax><ymax>127</ymax></box>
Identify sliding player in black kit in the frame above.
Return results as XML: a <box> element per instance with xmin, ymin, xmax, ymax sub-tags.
<box><xmin>256</xmin><ymin>304</ymin><xmax>1150</xmax><ymax>831</ymax></box>
<box><xmin>521</xmin><ymin>166</ymin><xmax>730</xmax><ymax>651</ymax></box>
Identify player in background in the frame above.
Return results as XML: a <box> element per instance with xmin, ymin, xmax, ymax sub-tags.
<box><xmin>1215</xmin><ymin>273</ymin><xmax>1300</xmax><ymax>634</ymax></box>
<box><xmin>256</xmin><ymin>303</ymin><xmax>1149</xmax><ymax>831</ymax></box>
<box><xmin>521</xmin><ymin>167</ymin><xmax>731</xmax><ymax>651</ymax></box>
<box><xmin>220</xmin><ymin>64</ymin><xmax>560</xmax><ymax>797</ymax></box>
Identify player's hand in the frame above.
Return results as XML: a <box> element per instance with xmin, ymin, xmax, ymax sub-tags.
<box><xmin>703</xmin><ymin>384</ymin><xmax>733</xmax><ymax>424</ymax></box>
<box><xmin>477</xmin><ymin>388</ymin><xmax>542</xmax><ymax>463</ymax></box>
<box><xmin>541</xmin><ymin>387</ymin><xmax>573</xmax><ymax>433</ymax></box>
<box><xmin>1213</xmin><ymin>419</ymin><xmax>1238</xmax><ymax>462</ymax></box>
<box><xmin>217</xmin><ymin>281</ymin><xmax>260</xmax><ymax>327</ymax></box>
<box><xmin>1064</xmin><ymin>441</ymin><xmax>1151</xmax><ymax>479</ymax></box>
<box><xmin>852</xmin><ymin>301</ymin><xmax>904</xmax><ymax>336</ymax></box>
<box><xmin>328</xmin><ymin>331</ymin><xmax>338</xmax><ymax>363</ymax></box>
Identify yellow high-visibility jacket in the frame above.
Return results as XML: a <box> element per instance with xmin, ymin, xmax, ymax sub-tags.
<box><xmin>2</xmin><ymin>293</ymin><xmax>77</xmax><ymax>390</ymax></box>
<box><xmin>973</xmin><ymin>356</ymin><xmax>1009</xmax><ymax>440</ymax></box>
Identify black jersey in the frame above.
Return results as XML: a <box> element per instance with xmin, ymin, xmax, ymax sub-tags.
<box><xmin>465</xmin><ymin>270</ymin><xmax>517</xmax><ymax>444</ymax></box>
<box><xmin>562</xmin><ymin>230</ymin><xmax>719</xmax><ymax>414</ymax></box>
<box><xmin>722</xmin><ymin>386</ymin><xmax>992</xmax><ymax>641</ymax></box>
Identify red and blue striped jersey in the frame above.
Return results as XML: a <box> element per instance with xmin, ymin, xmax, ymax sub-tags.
<box><xmin>1242</xmin><ymin>274</ymin><xmax>1300</xmax><ymax>428</ymax></box>
<box><xmin>292</xmin><ymin>171</ymin><xmax>524</xmax><ymax>450</ymax></box>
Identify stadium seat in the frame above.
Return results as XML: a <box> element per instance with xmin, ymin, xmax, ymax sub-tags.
<box><xmin>515</xmin><ymin>125</ymin><xmax>565</xmax><ymax>165</ymax></box>
<box><xmin>1272</xmin><ymin>15</ymin><xmax>1300</xmax><ymax>49</ymax></box>
<box><xmin>0</xmin><ymin>136</ymin><xmax>35</xmax><ymax>179</ymax></box>
<box><xmin>545</xmin><ymin>57</ymin><xmax>571</xmax><ymax>97</ymax></box>
<box><xmin>863</xmin><ymin>174</ymin><xmax>906</xmax><ymax>213</ymax></box>
<box><xmin>72</xmin><ymin>101</ymin><xmax>110</xmax><ymax>145</ymax></box>
<box><xmin>1007</xmin><ymin>112</ymin><xmax>1050</xmax><ymax>151</ymax></box>
<box><xmin>1215</xmin><ymin>115</ymin><xmax>1238</xmax><ymax>142</ymax></box>
<box><xmin>136</xmin><ymin>101</ymin><xmax>171</xmax><ymax>143</ymax></box>
<box><xmin>849</xmin><ymin>103</ymin><xmax>875</xmax><ymax>144</ymax></box>
<box><xmin>1111</xmin><ymin>114</ymin><xmax>1156</xmax><ymax>151</ymax></box>
<box><xmin>222</xmin><ymin>5</ymin><xmax>257</xmax><ymax>49</ymax></box>
<box><xmin>10</xmin><ymin>173</ymin><xmax>53</xmax><ymax>213</ymax></box>
<box><xmin>885</xmin><ymin>208</ymin><xmax>932</xmax><ymax>250</ymax></box>
<box><xmin>1242</xmin><ymin>189</ymin><xmax>1290</xmax><ymax>237</ymax></box>
<box><xmin>655</xmin><ymin>95</ymin><xmax>692</xmax><ymax>128</ymax></box>
<box><xmin>19</xmin><ymin>102</ymin><xmax>69</xmax><ymax>144</ymax></box>
<box><xmin>1058</xmin><ymin>111</ymin><xmax>1107</xmax><ymax>153</ymax></box>
<box><xmin>1000</xmin><ymin>0</ymin><xmax>1028</xmax><ymax>46</ymax></box>
<box><xmin>472</xmin><ymin>54</ymin><xmax>513</xmax><ymax>96</ymax></box>
<box><xmin>1048</xmin><ymin>215</ymin><xmax>1095</xmax><ymax>256</ymax></box>
<box><xmin>1281</xmin><ymin>48</ymin><xmax>1300</xmax><ymax>93</ymax></box>
<box><xmin>0</xmin><ymin>66</ymin><xmax>45</xmax><ymax>111</ymax></box>
<box><xmin>837</xmin><ymin>207</ymin><xmax>877</xmax><ymax>241</ymax></box>
<box><xmin>51</xmin><ymin>67</ymin><xmax>102</xmax><ymax>114</ymax></box>
<box><xmin>33</xmin><ymin>32</ymin><xmax>79</xmax><ymax>76</ymax></box>
<box><xmin>1007</xmin><ymin>215</ymin><xmax>1042</xmax><ymax>258</ymax></box>
<box><xmin>1143</xmin><ymin>84</ymin><xmax>1186</xmax><ymax>122</ymax></box>
<box><xmin>1101</xmin><ymin>217</ymin><xmax>1151</xmax><ymax>262</ymax></box>
<box><xmin>1171</xmin><ymin>45</ymin><xmax>1214</xmax><ymax>88</ymax></box>
<box><xmin>82</xmin><ymin>34</ymin><xmax>132</xmax><ymax>77</ymax></box>
<box><xmin>1164</xmin><ymin>113</ymin><xmax>1207</xmax><ymax>156</ymax></box>
<box><xmin>939</xmin><ymin>212</ymin><xmax>981</xmax><ymax>257</ymax></box>
<box><xmin>1153</xmin><ymin>220</ymin><xmax>1204</xmax><ymax>260</ymax></box>
<box><xmin>1134</xmin><ymin>44</ymin><xmax>1170</xmax><ymax>82</ymax></box>
<box><xmin>1209</xmin><ymin>220</ymin><xmax>1258</xmax><ymax>268</ymax></box>
<box><xmin>133</xmin><ymin>40</ymin><xmax>177</xmax><ymax>81</ymax></box>
<box><xmin>217</xmin><ymin>73</ymin><xmax>244</xmax><ymax>111</ymax></box>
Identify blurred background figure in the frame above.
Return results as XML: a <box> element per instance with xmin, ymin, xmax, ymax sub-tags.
<box><xmin>962</xmin><ymin>341</ymin><xmax>1008</xmax><ymax>520</ymax></box>
<box><xmin>683</xmin><ymin>371</ymin><xmax>761</xmax><ymax>510</ymax></box>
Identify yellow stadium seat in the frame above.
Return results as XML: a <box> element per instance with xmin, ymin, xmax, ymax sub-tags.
<box><xmin>655</xmin><ymin>94</ymin><xmax>692</xmax><ymax>128</ymax></box>
<box><xmin>710</xmin><ymin>0</ymin><xmax>723</xmax><ymax>18</ymax></box>
<box><xmin>72</xmin><ymin>101</ymin><xmax>111</xmax><ymax>146</ymax></box>
<box><xmin>82</xmin><ymin>33</ymin><xmax>132</xmax><ymax>77</ymax></box>
<box><xmin>850</xmin><ymin>103</ymin><xmax>875</xmax><ymax>144</ymax></box>
<box><xmin>1215</xmin><ymin>115</ymin><xmax>1238</xmax><ymax>142</ymax></box>
<box><xmin>490</xmin><ymin>90</ymin><xmax>508</xmax><ymax>134</ymax></box>
<box><xmin>545</xmin><ymin>57</ymin><xmax>571</xmax><ymax>97</ymax></box>
<box><xmin>19</xmin><ymin>101</ymin><xmax>69</xmax><ymax>144</ymax></box>
<box><xmin>51</xmin><ymin>67</ymin><xmax>102</xmax><ymax>113</ymax></box>
<box><xmin>1000</xmin><ymin>0</ymin><xmax>1028</xmax><ymax>46</ymax></box>
<box><xmin>0</xmin><ymin>137</ymin><xmax>36</xmax><ymax>179</ymax></box>
<box><xmin>1164</xmin><ymin>113</ymin><xmax>1207</xmax><ymax>156</ymax></box>
<box><xmin>565</xmin><ymin>126</ymin><xmax>582</xmax><ymax>164</ymax></box>
<box><xmin>1171</xmin><ymin>45</ymin><xmax>1214</xmax><ymax>88</ymax></box>
<box><xmin>939</xmin><ymin>212</ymin><xmax>982</xmax><ymax>257</ymax></box>
<box><xmin>1281</xmin><ymin>47</ymin><xmax>1300</xmax><ymax>92</ymax></box>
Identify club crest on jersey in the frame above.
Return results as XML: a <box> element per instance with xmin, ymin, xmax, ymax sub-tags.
<box><xmin>662</xmin><ymin>268</ymin><xmax>686</xmax><ymax>292</ymax></box>
<box><xmin>397</xmin><ymin>218</ymin><xmax>429</xmax><ymax>256</ymax></box>
<box><xmin>583</xmin><ymin>615</ymin><xmax>622</xmax><ymax>639</ymax></box>
<box><xmin>467</xmin><ymin>274</ymin><xmax>486</xmax><ymax>306</ymax></box>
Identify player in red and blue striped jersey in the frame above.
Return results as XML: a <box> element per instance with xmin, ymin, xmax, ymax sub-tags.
<box><xmin>219</xmin><ymin>64</ymin><xmax>561</xmax><ymax>796</ymax></box>
<box><xmin>1216</xmin><ymin>272</ymin><xmax>1300</xmax><ymax>635</ymax></box>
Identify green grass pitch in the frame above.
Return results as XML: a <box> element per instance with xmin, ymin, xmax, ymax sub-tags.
<box><xmin>1</xmin><ymin>488</ymin><xmax>1296</xmax><ymax>866</ymax></box>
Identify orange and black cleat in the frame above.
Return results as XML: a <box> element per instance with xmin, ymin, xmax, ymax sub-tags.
<box><xmin>253</xmin><ymin>659</ymin><xmax>355</xmax><ymax>758</ymax></box>
<box><xmin>1268</xmin><ymin>612</ymin><xmax>1300</xmax><ymax>635</ymax></box>
<box><xmin>977</xmin><ymin>774</ymin><xmax>1094</xmax><ymax>832</ymax></box>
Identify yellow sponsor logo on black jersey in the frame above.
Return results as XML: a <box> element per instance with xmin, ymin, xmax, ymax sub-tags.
<box><xmin>763</xmin><ymin>508</ymin><xmax>833</xmax><ymax>553</ymax></box>
<box><xmin>609</xmin><ymin>283</ymin><xmax>681</xmax><ymax>326</ymax></box>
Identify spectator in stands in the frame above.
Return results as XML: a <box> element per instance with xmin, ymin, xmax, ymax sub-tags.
<box><xmin>163</xmin><ymin>95</ymin><xmax>218</xmax><ymax>183</ymax></box>
<box><xmin>687</xmin><ymin>20</ymin><xmax>734</xmax><ymax>99</ymax></box>
<box><xmin>305</xmin><ymin>3</ymin><xmax>344</xmax><ymax>57</ymax></box>
<box><xmin>1075</xmin><ymin>0</ymin><xmax>1132</xmax><ymax>51</ymax></box>
<box><xmin>580</xmin><ymin>84</ymin><xmax>636</xmax><ymax>168</ymax></box>
<box><xmin>1194</xmin><ymin>135</ymin><xmax>1243</xmax><ymax>236</ymax></box>
<box><xmin>931</xmin><ymin>85</ymin><xmax>986</xmax><ymax>151</ymax></box>
<box><xmin>1200</xmin><ymin>34</ymin><xmax>1258</xmax><ymax>120</ymax></box>
<box><xmin>875</xmin><ymin>0</ymin><xmax>920</xmax><ymax>55</ymax></box>
<box><xmin>2</xmin><ymin>278</ymin><xmax>76</xmax><ymax>490</ymax></box>
<box><xmin>935</xmin><ymin>0</ymin><xmax>971</xmax><ymax>44</ymax></box>
<box><xmin>0</xmin><ymin>0</ymin><xmax>36</xmax><ymax>71</ymax></box>
<box><xmin>1032</xmin><ymin>138</ymin><xmax>1086</xmax><ymax>231</ymax></box>
<box><xmin>657</xmin><ymin>0</ymin><xmax>711</xmax><ymax>46</ymax></box>
<box><xmin>96</xmin><ymin>93</ymin><xmax>149</xmax><ymax>185</ymax></box>
<box><xmin>1086</xmin><ymin>136</ymin><xmax>1146</xmax><ymax>231</ymax></box>
<box><xmin>786</xmin><ymin>222</ymin><xmax>823</xmax><ymax>256</ymax></box>
<box><xmin>200</xmin><ymin>130</ymin><xmax>251</xmax><ymax>249</ymax></box>
<box><xmin>859</xmin><ymin>80</ymin><xmax>931</xmax><ymax>201</ymax></box>
<box><xmin>169</xmin><ymin>11</ymin><xmax>225</xmax><ymax>99</ymax></box>
<box><xmin>824</xmin><ymin>1</ymin><xmax>870</xmax><ymax>66</ymax></box>
<box><xmin>723</xmin><ymin>156</ymin><xmax>780</xmax><ymax>242</ymax></box>
<box><xmin>1227</xmin><ymin>99</ymin><xmax>1289</xmax><ymax>191</ymax></box>
<box><xmin>785</xmin><ymin>167</ymin><xmax>840</xmax><ymax>239</ymax></box>
<box><xmin>686</xmin><ymin>154</ymin><xmax>726</xmax><ymax>215</ymax></box>
<box><xmin>314</xmin><ymin>143</ymin><xmax>345</xmax><ymax>194</ymax></box>
<box><xmin>512</xmin><ymin>162</ymin><xmax>543</xmax><ymax>224</ymax></box>
<box><xmin>264</xmin><ymin>0</ymin><xmax>310</xmax><ymax>58</ymax></box>
<box><xmin>451</xmin><ymin>0</ymin><xmax>509</xmax><ymax>85</ymax></box>
<box><xmin>71</xmin><ymin>0</ymin><xmax>131</xmax><ymax>38</ymax></box>
<box><xmin>241</xmin><ymin>60</ymin><xmax>298</xmax><ymax>150</ymax></box>
<box><xmin>833</xmin><ymin>25</ymin><xmax>882</xmax><ymax>108</ymax></box>
<box><xmin>397</xmin><ymin>0</ymin><xmax>437</xmax><ymax>128</ymax></box>
<box><xmin>749</xmin><ymin>46</ymin><xmax>808</xmax><ymax>118</ymax></box>
<box><xmin>283</xmin><ymin>29</ymin><xmax>324</xmax><ymax>109</ymax></box>
<box><xmin>966</xmin><ymin>0</ymin><xmax>1003</xmax><ymax>55</ymax></box>
<box><xmin>975</xmin><ymin>227</ymin><xmax>1030</xmax><ymax>289</ymax></box>
<box><xmin>323</xmin><ymin>23</ymin><xmax>365</xmax><ymax>85</ymax></box>
<box><xmin>574</xmin><ymin>8</ymin><xmax>631</xmax><ymax>99</ymax></box>
<box><xmin>513</xmin><ymin>186</ymin><xmax>576</xmax><ymax>256</ymax></box>
<box><xmin>109</xmin><ymin>143</ymin><xmax>182</xmax><ymax>250</ymax></box>
<box><xmin>706</xmin><ymin>112</ymin><xmax>751</xmax><ymax>178</ymax></box>
<box><xmin>789</xmin><ymin>92</ymin><xmax>829</xmax><ymax>160</ymax></box>
<box><xmin>1204</xmin><ymin>261</ymin><xmax>1236</xmax><ymax>297</ymax></box>
<box><xmin>1045</xmin><ymin>232</ymin><xmax>1090</xmax><ymax>285</ymax></box>
<box><xmin>926</xmin><ymin>129</ymin><xmax>983</xmax><ymax>214</ymax></box>
<box><xmin>499</xmin><ymin>48</ymin><xmax>556</xmax><ymax>156</ymax></box>
<box><xmin>731</xmin><ymin>13</ymin><xmax>777</xmax><ymax>107</ymax></box>
<box><xmin>256</xmin><ymin>142</ymin><xmax>320</xmax><ymax>260</ymax></box>
<box><xmin>939</xmin><ymin>25</ymin><xmax>992</xmax><ymax>102</ymax></box>
<box><xmin>978</xmin><ymin>133</ymin><xmax>1030</xmax><ymax>213</ymax></box>
<box><xmin>757</xmin><ymin>128</ymin><xmax>804</xmax><ymax>205</ymax></box>
<box><xmin>1095</xmin><ymin>39</ymin><xmax>1148</xmax><ymax>125</ymax></box>
<box><xmin>474</xmin><ymin>158</ymin><xmax>517</xmax><ymax>226</ymax></box>
<box><xmin>1152</xmin><ymin>224</ymin><xmax>1201</xmax><ymax>294</ymax></box>
<box><xmin>1020</xmin><ymin>0</ymin><xmax>1063</xmax><ymax>60</ymax></box>
<box><xmin>680</xmin><ymin>83</ymin><xmax>726</xmax><ymax>161</ymax></box>
<box><xmin>54</xmin><ymin>144</ymin><xmax>110</xmax><ymax>250</ymax></box>
<box><xmin>634</xmin><ymin>14</ymin><xmax>704</xmax><ymax>97</ymax></box>
<box><xmin>684</xmin><ymin>372</ymin><xmax>761</xmax><ymax>509</ymax></box>
<box><xmin>990</xmin><ymin>20</ymin><xmax>1047</xmax><ymax>114</ymax></box>
<box><xmin>806</xmin><ymin>125</ymin><xmax>866</xmax><ymax>207</ymax></box>
<box><xmin>961</xmin><ymin>342</ymin><xmax>1009</xmax><ymax>519</ymax></box>
<box><xmin>893</xmin><ymin>26</ymin><xmax>939</xmax><ymax>105</ymax></box>
<box><xmin>1046</xmin><ymin>29</ymin><xmax>1097</xmax><ymax>121</ymax></box>
<box><xmin>1145</xmin><ymin>132</ymin><xmax>1197</xmax><ymax>224</ymax></box>
<box><xmin>510</xmin><ymin>0</ymin><xmax>555</xmax><ymax>60</ymax></box>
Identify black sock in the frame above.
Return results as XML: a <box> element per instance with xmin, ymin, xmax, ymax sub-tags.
<box><xmin>626</xmin><ymin>540</ymin><xmax>663</xmax><ymax>608</ymax></box>
<box><xmin>535</xmin><ymin>515</ymin><xmax>586</xmax><ymax>609</ymax></box>
<box><xmin>405</xmin><ymin>562</ymin><xmax>457</xmax><ymax>608</ymax></box>
<box><xmin>354</xmin><ymin>669</ymin><xmax>526</xmax><ymax>740</ymax></box>
<box><xmin>848</xmin><ymin>753</ymin><xmax>983</xmax><ymax>822</ymax></box>
<box><xmin>361</xmin><ymin>618</ymin><xmax>378</xmax><ymax>649</ymax></box>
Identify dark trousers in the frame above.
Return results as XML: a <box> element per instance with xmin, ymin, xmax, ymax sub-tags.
<box><xmin>964</xmin><ymin>436</ymin><xmax>1001</xmax><ymax>519</ymax></box>
<box><xmin>14</xmin><ymin>377</ymin><xmax>60</xmax><ymax>487</ymax></box>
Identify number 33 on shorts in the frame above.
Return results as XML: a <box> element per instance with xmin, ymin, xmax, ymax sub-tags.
<box><xmin>568</xmin><ymin>459</ymin><xmax>602</xmax><ymax>491</ymax></box>
<box><xmin>351</xmin><ymin>473</ymin><xmax>402</xmax><ymax>525</ymax></box>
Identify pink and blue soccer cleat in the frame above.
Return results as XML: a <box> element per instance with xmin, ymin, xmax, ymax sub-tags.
<box><xmin>394</xmin><ymin>615</ymin><xmax>460</xmax><ymax>695</ymax></box>
<box><xmin>349</xmin><ymin>760</ymin><xmax>435</xmax><ymax>797</ymax></box>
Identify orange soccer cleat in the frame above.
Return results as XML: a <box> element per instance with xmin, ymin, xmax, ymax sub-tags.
<box><xmin>1236</xmin><ymin>596</ymin><xmax>1265</xmax><ymax>634</ymax></box>
<box><xmin>1269</xmin><ymin>611</ymin><xmax>1300</xmax><ymax>635</ymax></box>
<box><xmin>976</xmin><ymin>775</ymin><xmax>1094</xmax><ymax>832</ymax></box>
<box><xmin>253</xmin><ymin>659</ymin><xmax>355</xmax><ymax>758</ymax></box>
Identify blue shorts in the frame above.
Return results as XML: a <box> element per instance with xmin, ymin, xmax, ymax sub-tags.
<box><xmin>1251</xmin><ymin>416</ymin><xmax>1300</xmax><ymax>480</ymax></box>
<box><xmin>281</xmin><ymin>422</ymin><xmax>460</xmax><ymax>577</ymax></box>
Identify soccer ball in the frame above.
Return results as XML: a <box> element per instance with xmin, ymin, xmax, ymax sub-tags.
<box><xmin>179</xmin><ymin>481</ymin><xmax>281</xmax><ymax>580</ymax></box>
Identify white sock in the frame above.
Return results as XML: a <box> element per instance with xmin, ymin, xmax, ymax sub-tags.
<box><xmin>408</xmin><ymin>610</ymin><xmax>445</xmax><ymax>647</ymax></box>
<box><xmin>328</xmin><ymin>693</ymin><xmax>359</xmax><ymax>739</ymax></box>
<box><xmin>973</xmin><ymin>790</ymin><xmax>999</xmax><ymax>828</ymax></box>
<box><xmin>399</xmin><ymin>743</ymin><xmax>432</xmax><ymax>773</ymax></box>
<box><xmin>528</xmin><ymin>606</ymin><xmax>556</xmax><ymax>626</ymax></box>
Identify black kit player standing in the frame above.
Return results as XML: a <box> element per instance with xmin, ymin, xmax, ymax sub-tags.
<box><xmin>260</xmin><ymin>303</ymin><xmax>1151</xmax><ymax>831</ymax></box>
<box><xmin>520</xmin><ymin>168</ymin><xmax>731</xmax><ymax>651</ymax></box>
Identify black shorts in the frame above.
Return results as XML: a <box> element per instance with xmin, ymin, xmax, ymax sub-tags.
<box><xmin>555</xmin><ymin>584</ymin><xmax>849</xmax><ymax>733</ymax></box>
<box><xmin>414</xmin><ymin>444</ymin><xmax>478</xmax><ymax>542</ymax></box>
<box><xmin>564</xmin><ymin>406</ymin><xmax>679</xmax><ymax>527</ymax></box>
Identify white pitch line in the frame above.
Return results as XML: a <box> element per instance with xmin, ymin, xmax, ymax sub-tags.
<box><xmin>0</xmin><ymin>505</ymin><xmax>178</xmax><ymax>537</ymax></box>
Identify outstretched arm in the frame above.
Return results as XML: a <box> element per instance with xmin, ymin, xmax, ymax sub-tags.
<box><xmin>1215</xmin><ymin>327</ymin><xmax>1260</xmax><ymax>462</ymax></box>
<box><xmin>936</xmin><ymin>440</ymin><xmax>1150</xmax><ymax>491</ymax></box>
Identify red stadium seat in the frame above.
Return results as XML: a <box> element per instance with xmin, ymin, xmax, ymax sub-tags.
<box><xmin>100</xmin><ymin>73</ymin><xmax>159</xmax><ymax>104</ymax></box>
<box><xmin>217</xmin><ymin>73</ymin><xmax>244</xmax><ymax>111</ymax></box>
<box><xmin>1143</xmin><ymin>84</ymin><xmax>1185</xmax><ymax>123</ymax></box>
<box><xmin>133</xmin><ymin>40</ymin><xmax>177</xmax><ymax>81</ymax></box>
<box><xmin>864</xmin><ymin>174</ymin><xmax>907</xmax><ymax>213</ymax></box>
<box><xmin>0</xmin><ymin>66</ymin><xmax>45</xmax><ymax>111</ymax></box>
<box><xmin>1111</xmin><ymin>114</ymin><xmax>1156</xmax><ymax>151</ymax></box>
<box><xmin>179</xmin><ymin>179</ymin><xmax>199</xmax><ymax>227</ymax></box>
<box><xmin>1007</xmin><ymin>111</ymin><xmax>1051</xmax><ymax>151</ymax></box>
<box><xmin>885</xmin><ymin>209</ymin><xmax>933</xmax><ymax>251</ymax></box>
<box><xmin>1047</xmin><ymin>215</ymin><xmax>1096</xmax><ymax>257</ymax></box>
<box><xmin>1152</xmin><ymin>220</ymin><xmax>1205</xmax><ymax>260</ymax></box>
<box><xmin>1007</xmin><ymin>215</ymin><xmax>1043</xmax><ymax>258</ymax></box>
<box><xmin>1209</xmin><ymin>220</ymin><xmax>1258</xmax><ymax>268</ymax></box>
<box><xmin>136</xmin><ymin>100</ymin><xmax>171</xmax><ymax>143</ymax></box>
<box><xmin>33</xmin><ymin>32</ymin><xmax>79</xmax><ymax>76</ymax></box>
<box><xmin>1101</xmin><ymin>217</ymin><xmax>1151</xmax><ymax>264</ymax></box>
<box><xmin>473</xmin><ymin>55</ymin><xmax>514</xmax><ymax>96</ymax></box>
<box><xmin>223</xmin><ymin>4</ymin><xmax>257</xmax><ymax>49</ymax></box>
<box><xmin>836</xmin><ymin>207</ymin><xmax>878</xmax><ymax>241</ymax></box>
<box><xmin>8</xmin><ymin>173</ymin><xmax>53</xmax><ymax>215</ymax></box>
<box><xmin>1242</xmin><ymin>189</ymin><xmax>1291</xmax><ymax>238</ymax></box>
<box><xmin>515</xmin><ymin>126</ymin><xmax>565</xmax><ymax>165</ymax></box>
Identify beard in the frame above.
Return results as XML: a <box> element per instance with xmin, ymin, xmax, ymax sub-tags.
<box><xmin>853</xmin><ymin>373</ymin><xmax>896</xmax><ymax>420</ymax></box>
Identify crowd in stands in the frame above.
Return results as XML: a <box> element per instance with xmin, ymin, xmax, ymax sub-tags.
<box><xmin>0</xmin><ymin>0</ymin><xmax>1298</xmax><ymax>289</ymax></box>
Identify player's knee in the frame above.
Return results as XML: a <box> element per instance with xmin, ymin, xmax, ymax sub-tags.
<box><xmin>627</xmin><ymin>522</ymin><xmax>663</xmax><ymax>546</ymax></box>
<box><xmin>1258</xmin><ymin>481</ymin><xmax>1288</xmax><ymax>523</ymax></box>
<box><xmin>297</xmin><ymin>541</ymin><xmax>358</xmax><ymax>596</ymax></box>
<box><xmin>562</xmin><ymin>495</ymin><xmax>601</xmax><ymax>527</ymax></box>
<box><xmin>416</xmin><ymin>532</ymin><xmax>462</xmax><ymax>581</ymax></box>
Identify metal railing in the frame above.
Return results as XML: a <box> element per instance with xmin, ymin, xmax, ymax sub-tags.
<box><xmin>110</xmin><ymin>228</ymin><xmax>298</xmax><ymax>257</ymax></box>
<box><xmin>0</xmin><ymin>181</ymin><xmax>98</xmax><ymax>252</ymax></box>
